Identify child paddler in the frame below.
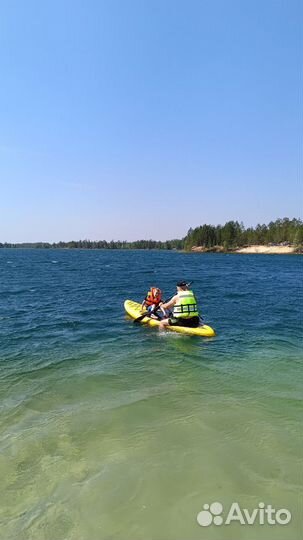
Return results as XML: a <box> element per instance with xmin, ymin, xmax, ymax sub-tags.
<box><xmin>141</xmin><ymin>287</ymin><xmax>166</xmax><ymax>320</ymax></box>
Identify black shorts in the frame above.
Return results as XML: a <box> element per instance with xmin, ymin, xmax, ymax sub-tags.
<box><xmin>168</xmin><ymin>316</ymin><xmax>200</xmax><ymax>328</ymax></box>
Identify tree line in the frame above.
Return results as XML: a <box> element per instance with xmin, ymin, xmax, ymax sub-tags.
<box><xmin>0</xmin><ymin>218</ymin><xmax>302</xmax><ymax>250</ymax></box>
<box><xmin>0</xmin><ymin>239</ymin><xmax>183</xmax><ymax>250</ymax></box>
<box><xmin>184</xmin><ymin>218</ymin><xmax>303</xmax><ymax>250</ymax></box>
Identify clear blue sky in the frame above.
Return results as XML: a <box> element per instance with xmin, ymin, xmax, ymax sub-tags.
<box><xmin>0</xmin><ymin>0</ymin><xmax>301</xmax><ymax>242</ymax></box>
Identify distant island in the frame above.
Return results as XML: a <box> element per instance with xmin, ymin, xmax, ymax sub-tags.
<box><xmin>1</xmin><ymin>218</ymin><xmax>302</xmax><ymax>253</ymax></box>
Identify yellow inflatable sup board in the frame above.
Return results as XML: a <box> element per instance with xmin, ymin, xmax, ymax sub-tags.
<box><xmin>124</xmin><ymin>300</ymin><xmax>216</xmax><ymax>337</ymax></box>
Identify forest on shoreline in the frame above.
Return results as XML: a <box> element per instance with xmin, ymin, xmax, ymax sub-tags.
<box><xmin>1</xmin><ymin>218</ymin><xmax>302</xmax><ymax>251</ymax></box>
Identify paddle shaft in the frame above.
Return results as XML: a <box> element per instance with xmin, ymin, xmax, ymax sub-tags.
<box><xmin>133</xmin><ymin>303</ymin><xmax>163</xmax><ymax>323</ymax></box>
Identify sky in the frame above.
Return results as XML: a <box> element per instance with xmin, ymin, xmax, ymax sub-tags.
<box><xmin>0</xmin><ymin>0</ymin><xmax>301</xmax><ymax>242</ymax></box>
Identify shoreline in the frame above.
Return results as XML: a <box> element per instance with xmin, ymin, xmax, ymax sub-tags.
<box><xmin>190</xmin><ymin>244</ymin><xmax>301</xmax><ymax>254</ymax></box>
<box><xmin>0</xmin><ymin>245</ymin><xmax>302</xmax><ymax>254</ymax></box>
<box><xmin>235</xmin><ymin>245</ymin><xmax>297</xmax><ymax>254</ymax></box>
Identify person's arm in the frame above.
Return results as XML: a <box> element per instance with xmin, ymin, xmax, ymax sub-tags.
<box><xmin>161</xmin><ymin>295</ymin><xmax>178</xmax><ymax>310</ymax></box>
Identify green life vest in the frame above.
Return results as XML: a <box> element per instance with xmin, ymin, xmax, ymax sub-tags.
<box><xmin>173</xmin><ymin>290</ymin><xmax>199</xmax><ymax>319</ymax></box>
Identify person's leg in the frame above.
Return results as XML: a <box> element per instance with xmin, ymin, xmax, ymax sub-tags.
<box><xmin>149</xmin><ymin>304</ymin><xmax>160</xmax><ymax>319</ymax></box>
<box><xmin>159</xmin><ymin>316</ymin><xmax>181</xmax><ymax>330</ymax></box>
<box><xmin>175</xmin><ymin>316</ymin><xmax>200</xmax><ymax>327</ymax></box>
<box><xmin>159</xmin><ymin>318</ymin><xmax>170</xmax><ymax>330</ymax></box>
<box><xmin>160</xmin><ymin>317</ymin><xmax>199</xmax><ymax>328</ymax></box>
<box><xmin>186</xmin><ymin>316</ymin><xmax>200</xmax><ymax>327</ymax></box>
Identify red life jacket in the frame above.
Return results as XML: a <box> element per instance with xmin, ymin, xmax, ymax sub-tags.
<box><xmin>145</xmin><ymin>287</ymin><xmax>162</xmax><ymax>307</ymax></box>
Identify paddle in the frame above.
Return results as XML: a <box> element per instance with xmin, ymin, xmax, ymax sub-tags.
<box><xmin>134</xmin><ymin>303</ymin><xmax>165</xmax><ymax>323</ymax></box>
<box><xmin>133</xmin><ymin>310</ymin><xmax>149</xmax><ymax>323</ymax></box>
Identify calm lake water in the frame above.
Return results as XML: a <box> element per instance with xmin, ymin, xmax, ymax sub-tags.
<box><xmin>0</xmin><ymin>249</ymin><xmax>302</xmax><ymax>540</ymax></box>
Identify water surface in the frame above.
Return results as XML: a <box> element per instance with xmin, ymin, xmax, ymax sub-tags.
<box><xmin>0</xmin><ymin>250</ymin><xmax>302</xmax><ymax>539</ymax></box>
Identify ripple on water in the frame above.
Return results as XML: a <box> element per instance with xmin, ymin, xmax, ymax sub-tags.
<box><xmin>0</xmin><ymin>250</ymin><xmax>302</xmax><ymax>540</ymax></box>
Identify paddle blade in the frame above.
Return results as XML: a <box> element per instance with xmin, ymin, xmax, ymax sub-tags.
<box><xmin>133</xmin><ymin>312</ymin><xmax>148</xmax><ymax>323</ymax></box>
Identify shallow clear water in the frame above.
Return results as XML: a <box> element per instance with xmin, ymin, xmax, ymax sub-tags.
<box><xmin>0</xmin><ymin>249</ymin><xmax>302</xmax><ymax>540</ymax></box>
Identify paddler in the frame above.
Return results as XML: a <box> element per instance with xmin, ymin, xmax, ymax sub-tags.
<box><xmin>159</xmin><ymin>281</ymin><xmax>200</xmax><ymax>329</ymax></box>
<box><xmin>141</xmin><ymin>287</ymin><xmax>165</xmax><ymax>320</ymax></box>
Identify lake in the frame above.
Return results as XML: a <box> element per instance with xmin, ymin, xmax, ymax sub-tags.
<box><xmin>0</xmin><ymin>249</ymin><xmax>301</xmax><ymax>540</ymax></box>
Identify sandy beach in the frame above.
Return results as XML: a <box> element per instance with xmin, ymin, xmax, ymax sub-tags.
<box><xmin>235</xmin><ymin>245</ymin><xmax>296</xmax><ymax>254</ymax></box>
<box><xmin>190</xmin><ymin>245</ymin><xmax>298</xmax><ymax>254</ymax></box>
